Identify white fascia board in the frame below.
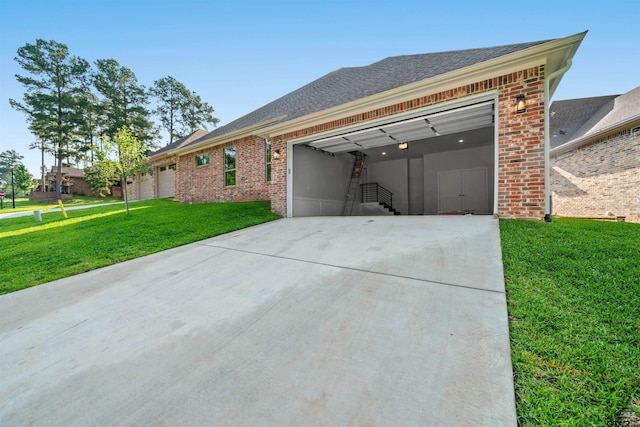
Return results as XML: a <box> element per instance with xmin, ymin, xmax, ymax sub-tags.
<box><xmin>550</xmin><ymin>115</ymin><xmax>640</xmax><ymax>155</ymax></box>
<box><xmin>265</xmin><ymin>32</ymin><xmax>586</xmax><ymax>139</ymax></box>
<box><xmin>172</xmin><ymin>115</ymin><xmax>287</xmax><ymax>156</ymax></box>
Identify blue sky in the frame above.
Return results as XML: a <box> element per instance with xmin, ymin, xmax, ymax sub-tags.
<box><xmin>1</xmin><ymin>0</ymin><xmax>639</xmax><ymax>175</ymax></box>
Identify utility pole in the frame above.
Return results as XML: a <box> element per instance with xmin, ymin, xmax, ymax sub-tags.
<box><xmin>0</xmin><ymin>150</ymin><xmax>23</xmax><ymax>209</ymax></box>
<box><xmin>10</xmin><ymin>163</ymin><xmax>15</xmax><ymax>208</ymax></box>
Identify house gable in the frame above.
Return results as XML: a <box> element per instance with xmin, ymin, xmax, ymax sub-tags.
<box><xmin>550</xmin><ymin>86</ymin><xmax>640</xmax><ymax>222</ymax></box>
<box><xmin>173</xmin><ymin>32</ymin><xmax>586</xmax><ymax>221</ymax></box>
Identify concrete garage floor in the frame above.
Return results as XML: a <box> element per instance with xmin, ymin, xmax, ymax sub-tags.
<box><xmin>0</xmin><ymin>216</ymin><xmax>516</xmax><ymax>426</ymax></box>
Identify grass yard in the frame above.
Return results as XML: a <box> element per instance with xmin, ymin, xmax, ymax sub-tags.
<box><xmin>500</xmin><ymin>218</ymin><xmax>640</xmax><ymax>426</ymax></box>
<box><xmin>0</xmin><ymin>195</ymin><xmax>122</xmax><ymax>213</ymax></box>
<box><xmin>0</xmin><ymin>199</ymin><xmax>280</xmax><ymax>294</ymax></box>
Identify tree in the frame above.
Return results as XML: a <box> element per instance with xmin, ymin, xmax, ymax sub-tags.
<box><xmin>151</xmin><ymin>76</ymin><xmax>219</xmax><ymax>144</ymax></box>
<box><xmin>9</xmin><ymin>39</ymin><xmax>90</xmax><ymax>200</ymax></box>
<box><xmin>29</xmin><ymin>138</ymin><xmax>52</xmax><ymax>192</ymax></box>
<box><xmin>0</xmin><ymin>150</ymin><xmax>25</xmax><ymax>207</ymax></box>
<box><xmin>97</xmin><ymin>126</ymin><xmax>148</xmax><ymax>215</ymax></box>
<box><xmin>93</xmin><ymin>59</ymin><xmax>157</xmax><ymax>150</ymax></box>
<box><xmin>150</xmin><ymin>76</ymin><xmax>190</xmax><ymax>143</ymax></box>
<box><xmin>76</xmin><ymin>91</ymin><xmax>104</xmax><ymax>166</ymax></box>
<box><xmin>181</xmin><ymin>91</ymin><xmax>219</xmax><ymax>134</ymax></box>
<box><xmin>84</xmin><ymin>149</ymin><xmax>116</xmax><ymax>196</ymax></box>
<box><xmin>13</xmin><ymin>164</ymin><xmax>37</xmax><ymax>196</ymax></box>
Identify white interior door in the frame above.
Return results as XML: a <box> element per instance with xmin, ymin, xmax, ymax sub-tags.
<box><xmin>438</xmin><ymin>167</ymin><xmax>487</xmax><ymax>214</ymax></box>
<box><xmin>461</xmin><ymin>168</ymin><xmax>487</xmax><ymax>213</ymax></box>
<box><xmin>437</xmin><ymin>170</ymin><xmax>463</xmax><ymax>213</ymax></box>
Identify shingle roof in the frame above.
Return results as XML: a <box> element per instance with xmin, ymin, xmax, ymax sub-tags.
<box><xmin>184</xmin><ymin>39</ymin><xmax>553</xmax><ymax>149</ymax></box>
<box><xmin>50</xmin><ymin>166</ymin><xmax>84</xmax><ymax>178</ymax></box>
<box><xmin>152</xmin><ymin>129</ymin><xmax>208</xmax><ymax>157</ymax></box>
<box><xmin>577</xmin><ymin>86</ymin><xmax>640</xmax><ymax>137</ymax></box>
<box><xmin>550</xmin><ymin>86</ymin><xmax>640</xmax><ymax>149</ymax></box>
<box><xmin>549</xmin><ymin>95</ymin><xmax>618</xmax><ymax>148</ymax></box>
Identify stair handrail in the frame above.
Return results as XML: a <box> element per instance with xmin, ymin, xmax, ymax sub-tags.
<box><xmin>361</xmin><ymin>183</ymin><xmax>393</xmax><ymax>208</ymax></box>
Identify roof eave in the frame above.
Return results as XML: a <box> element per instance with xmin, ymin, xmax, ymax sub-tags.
<box><xmin>550</xmin><ymin>114</ymin><xmax>640</xmax><ymax>154</ymax></box>
<box><xmin>173</xmin><ymin>115</ymin><xmax>287</xmax><ymax>156</ymax></box>
<box><xmin>255</xmin><ymin>31</ymin><xmax>587</xmax><ymax>138</ymax></box>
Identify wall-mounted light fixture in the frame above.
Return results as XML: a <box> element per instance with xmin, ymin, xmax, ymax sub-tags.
<box><xmin>273</xmin><ymin>149</ymin><xmax>281</xmax><ymax>160</ymax></box>
<box><xmin>398</xmin><ymin>141</ymin><xmax>408</xmax><ymax>150</ymax></box>
<box><xmin>516</xmin><ymin>95</ymin><xmax>526</xmax><ymax>113</ymax></box>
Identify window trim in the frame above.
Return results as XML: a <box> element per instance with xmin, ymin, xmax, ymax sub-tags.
<box><xmin>266</xmin><ymin>141</ymin><xmax>272</xmax><ymax>182</ymax></box>
<box><xmin>196</xmin><ymin>154</ymin><xmax>210</xmax><ymax>167</ymax></box>
<box><xmin>224</xmin><ymin>146</ymin><xmax>236</xmax><ymax>187</ymax></box>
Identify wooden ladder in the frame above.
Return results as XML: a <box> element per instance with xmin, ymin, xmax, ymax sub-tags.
<box><xmin>342</xmin><ymin>152</ymin><xmax>366</xmax><ymax>216</ymax></box>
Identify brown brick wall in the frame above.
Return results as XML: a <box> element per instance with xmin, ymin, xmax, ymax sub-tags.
<box><xmin>177</xmin><ymin>135</ymin><xmax>270</xmax><ymax>204</ymax></box>
<box><xmin>70</xmin><ymin>177</ymin><xmax>94</xmax><ymax>196</ymax></box>
<box><xmin>269</xmin><ymin>137</ymin><xmax>288</xmax><ymax>216</ymax></box>
<box><xmin>496</xmin><ymin>68</ymin><xmax>546</xmax><ymax>220</ymax></box>
<box><xmin>551</xmin><ymin>132</ymin><xmax>640</xmax><ymax>223</ymax></box>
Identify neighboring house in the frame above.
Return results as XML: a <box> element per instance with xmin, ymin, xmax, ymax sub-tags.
<box><xmin>158</xmin><ymin>32</ymin><xmax>586</xmax><ymax>220</ymax></box>
<box><xmin>550</xmin><ymin>86</ymin><xmax>640</xmax><ymax>222</ymax></box>
<box><xmin>134</xmin><ymin>130</ymin><xmax>208</xmax><ymax>200</ymax></box>
<box><xmin>32</xmin><ymin>165</ymin><xmax>93</xmax><ymax>199</ymax></box>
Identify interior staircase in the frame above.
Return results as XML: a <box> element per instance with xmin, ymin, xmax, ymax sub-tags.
<box><xmin>342</xmin><ymin>152</ymin><xmax>366</xmax><ymax>216</ymax></box>
<box><xmin>360</xmin><ymin>183</ymin><xmax>400</xmax><ymax>215</ymax></box>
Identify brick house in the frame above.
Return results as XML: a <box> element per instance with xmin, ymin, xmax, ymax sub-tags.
<box><xmin>550</xmin><ymin>86</ymin><xmax>640</xmax><ymax>222</ymax></box>
<box><xmin>134</xmin><ymin>130</ymin><xmax>208</xmax><ymax>200</ymax></box>
<box><xmin>162</xmin><ymin>32</ymin><xmax>585</xmax><ymax>220</ymax></box>
<box><xmin>31</xmin><ymin>165</ymin><xmax>92</xmax><ymax>200</ymax></box>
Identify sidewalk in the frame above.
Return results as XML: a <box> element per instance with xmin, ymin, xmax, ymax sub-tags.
<box><xmin>0</xmin><ymin>201</ymin><xmax>129</xmax><ymax>220</ymax></box>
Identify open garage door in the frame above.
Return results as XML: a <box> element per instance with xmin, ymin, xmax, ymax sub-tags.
<box><xmin>157</xmin><ymin>164</ymin><xmax>176</xmax><ymax>198</ymax></box>
<box><xmin>289</xmin><ymin>99</ymin><xmax>496</xmax><ymax>217</ymax></box>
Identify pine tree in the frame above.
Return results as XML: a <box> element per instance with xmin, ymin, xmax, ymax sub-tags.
<box><xmin>9</xmin><ymin>39</ymin><xmax>90</xmax><ymax>200</ymax></box>
<box><xmin>93</xmin><ymin>59</ymin><xmax>157</xmax><ymax>150</ymax></box>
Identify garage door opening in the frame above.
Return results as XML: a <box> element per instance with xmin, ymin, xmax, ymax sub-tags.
<box><xmin>289</xmin><ymin>99</ymin><xmax>497</xmax><ymax>217</ymax></box>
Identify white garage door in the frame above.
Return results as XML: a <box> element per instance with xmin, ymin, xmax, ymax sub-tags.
<box><xmin>138</xmin><ymin>174</ymin><xmax>154</xmax><ymax>200</ymax></box>
<box><xmin>158</xmin><ymin>165</ymin><xmax>175</xmax><ymax>198</ymax></box>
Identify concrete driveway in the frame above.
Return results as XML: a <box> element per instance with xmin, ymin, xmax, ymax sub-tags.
<box><xmin>0</xmin><ymin>216</ymin><xmax>516</xmax><ymax>426</ymax></box>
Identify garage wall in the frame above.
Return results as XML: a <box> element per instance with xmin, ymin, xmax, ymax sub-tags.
<box><xmin>423</xmin><ymin>145</ymin><xmax>494</xmax><ymax>214</ymax></box>
<box><xmin>409</xmin><ymin>158</ymin><xmax>424</xmax><ymax>215</ymax></box>
<box><xmin>366</xmin><ymin>159</ymin><xmax>409</xmax><ymax>215</ymax></box>
<box><xmin>292</xmin><ymin>145</ymin><xmax>353</xmax><ymax>216</ymax></box>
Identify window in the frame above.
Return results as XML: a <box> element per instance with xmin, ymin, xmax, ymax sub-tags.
<box><xmin>224</xmin><ymin>147</ymin><xmax>236</xmax><ymax>186</ymax></box>
<box><xmin>196</xmin><ymin>154</ymin><xmax>209</xmax><ymax>166</ymax></box>
<box><xmin>266</xmin><ymin>141</ymin><xmax>272</xmax><ymax>182</ymax></box>
<box><xmin>168</xmin><ymin>164</ymin><xmax>176</xmax><ymax>170</ymax></box>
<box><xmin>160</xmin><ymin>166</ymin><xmax>167</xmax><ymax>171</ymax></box>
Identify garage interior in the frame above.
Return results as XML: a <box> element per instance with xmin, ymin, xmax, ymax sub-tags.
<box><xmin>291</xmin><ymin>100</ymin><xmax>496</xmax><ymax>216</ymax></box>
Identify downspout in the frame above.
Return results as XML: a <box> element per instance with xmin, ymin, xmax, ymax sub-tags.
<box><xmin>544</xmin><ymin>58</ymin><xmax>573</xmax><ymax>222</ymax></box>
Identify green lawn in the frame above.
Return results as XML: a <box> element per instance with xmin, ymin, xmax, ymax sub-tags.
<box><xmin>3</xmin><ymin>204</ymin><xmax>638</xmax><ymax>423</ymax></box>
<box><xmin>500</xmin><ymin>218</ymin><xmax>640</xmax><ymax>426</ymax></box>
<box><xmin>0</xmin><ymin>195</ymin><xmax>122</xmax><ymax>213</ymax></box>
<box><xmin>0</xmin><ymin>199</ymin><xmax>280</xmax><ymax>294</ymax></box>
